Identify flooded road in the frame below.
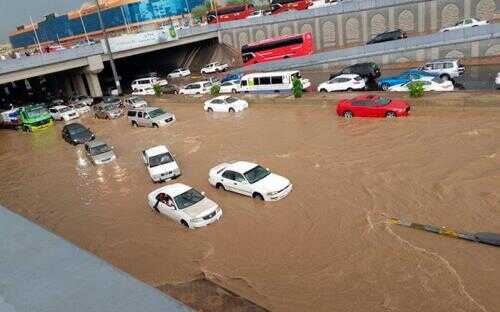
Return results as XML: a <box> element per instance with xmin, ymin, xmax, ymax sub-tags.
<box><xmin>1</xmin><ymin>93</ymin><xmax>499</xmax><ymax>311</ymax></box>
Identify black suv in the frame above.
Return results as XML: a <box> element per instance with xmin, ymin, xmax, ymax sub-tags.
<box><xmin>330</xmin><ymin>62</ymin><xmax>381</xmax><ymax>80</ymax></box>
<box><xmin>367</xmin><ymin>29</ymin><xmax>407</xmax><ymax>45</ymax></box>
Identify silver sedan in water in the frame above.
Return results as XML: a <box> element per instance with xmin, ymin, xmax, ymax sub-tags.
<box><xmin>84</xmin><ymin>139</ymin><xmax>116</xmax><ymax>165</ymax></box>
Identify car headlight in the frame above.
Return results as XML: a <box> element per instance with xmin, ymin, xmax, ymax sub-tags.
<box><xmin>267</xmin><ymin>191</ymin><xmax>280</xmax><ymax>196</ymax></box>
<box><xmin>191</xmin><ymin>217</ymin><xmax>204</xmax><ymax>223</ymax></box>
<box><xmin>153</xmin><ymin>174</ymin><xmax>162</xmax><ymax>181</ymax></box>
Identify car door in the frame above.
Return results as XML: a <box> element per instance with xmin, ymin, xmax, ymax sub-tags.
<box><xmin>230</xmin><ymin>172</ymin><xmax>253</xmax><ymax>196</ymax></box>
<box><xmin>221</xmin><ymin>170</ymin><xmax>239</xmax><ymax>192</ymax></box>
<box><xmin>351</xmin><ymin>100</ymin><xmax>371</xmax><ymax>116</ymax></box>
<box><xmin>155</xmin><ymin>194</ymin><xmax>179</xmax><ymax>222</ymax></box>
<box><xmin>210</xmin><ymin>99</ymin><xmax>225</xmax><ymax>112</ymax></box>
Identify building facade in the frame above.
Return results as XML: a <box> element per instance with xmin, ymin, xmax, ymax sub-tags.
<box><xmin>9</xmin><ymin>0</ymin><xmax>203</xmax><ymax>49</ymax></box>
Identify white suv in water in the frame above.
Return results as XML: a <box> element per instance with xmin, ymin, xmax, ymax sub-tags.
<box><xmin>208</xmin><ymin>161</ymin><xmax>292</xmax><ymax>201</ymax></box>
<box><xmin>420</xmin><ymin>58</ymin><xmax>465</xmax><ymax>80</ymax></box>
<box><xmin>142</xmin><ymin>145</ymin><xmax>181</xmax><ymax>182</ymax></box>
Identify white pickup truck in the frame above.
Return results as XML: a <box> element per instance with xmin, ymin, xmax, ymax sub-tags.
<box><xmin>201</xmin><ymin>62</ymin><xmax>229</xmax><ymax>74</ymax></box>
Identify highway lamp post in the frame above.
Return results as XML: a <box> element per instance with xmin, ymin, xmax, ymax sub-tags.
<box><xmin>29</xmin><ymin>16</ymin><xmax>43</xmax><ymax>54</ymax></box>
<box><xmin>79</xmin><ymin>8</ymin><xmax>90</xmax><ymax>43</ymax></box>
<box><xmin>210</xmin><ymin>0</ymin><xmax>221</xmax><ymax>42</ymax></box>
<box><xmin>95</xmin><ymin>0</ymin><xmax>122</xmax><ymax>95</ymax></box>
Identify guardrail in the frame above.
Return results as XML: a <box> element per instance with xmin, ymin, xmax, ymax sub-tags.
<box><xmin>0</xmin><ymin>45</ymin><xmax>104</xmax><ymax>75</ymax></box>
<box><xmin>231</xmin><ymin>23</ymin><xmax>500</xmax><ymax>73</ymax></box>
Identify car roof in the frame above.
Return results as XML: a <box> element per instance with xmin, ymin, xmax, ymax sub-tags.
<box><xmin>352</xmin><ymin>94</ymin><xmax>381</xmax><ymax>101</ymax></box>
<box><xmin>212</xmin><ymin>95</ymin><xmax>232</xmax><ymax>100</ymax></box>
<box><xmin>228</xmin><ymin>161</ymin><xmax>258</xmax><ymax>173</ymax></box>
<box><xmin>242</xmin><ymin>71</ymin><xmax>300</xmax><ymax>78</ymax></box>
<box><xmin>86</xmin><ymin>139</ymin><xmax>106</xmax><ymax>148</ymax></box>
<box><xmin>63</xmin><ymin>123</ymin><xmax>85</xmax><ymax>129</ymax></box>
<box><xmin>145</xmin><ymin>145</ymin><xmax>170</xmax><ymax>156</ymax></box>
<box><xmin>51</xmin><ymin>105</ymin><xmax>68</xmax><ymax>110</ymax></box>
<box><xmin>428</xmin><ymin>58</ymin><xmax>459</xmax><ymax>63</ymax></box>
<box><xmin>153</xmin><ymin>183</ymin><xmax>191</xmax><ymax>197</ymax></box>
<box><xmin>130</xmin><ymin>106</ymin><xmax>160</xmax><ymax>112</ymax></box>
<box><xmin>335</xmin><ymin>74</ymin><xmax>360</xmax><ymax>79</ymax></box>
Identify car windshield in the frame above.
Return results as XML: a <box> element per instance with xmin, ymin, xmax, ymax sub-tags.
<box><xmin>148</xmin><ymin>108</ymin><xmax>166</xmax><ymax>118</ymax></box>
<box><xmin>103</xmin><ymin>104</ymin><xmax>117</xmax><ymax>111</ymax></box>
<box><xmin>174</xmin><ymin>188</ymin><xmax>205</xmax><ymax>210</ymax></box>
<box><xmin>129</xmin><ymin>97</ymin><xmax>142</xmax><ymax>103</ymax></box>
<box><xmin>375</xmin><ymin>97</ymin><xmax>391</xmax><ymax>106</ymax></box>
<box><xmin>26</xmin><ymin>107</ymin><xmax>49</xmax><ymax>118</ymax></box>
<box><xmin>149</xmin><ymin>152</ymin><xmax>174</xmax><ymax>167</ymax></box>
<box><xmin>90</xmin><ymin>144</ymin><xmax>111</xmax><ymax>156</ymax></box>
<box><xmin>68</xmin><ymin>126</ymin><xmax>87</xmax><ymax>135</ymax></box>
<box><xmin>60</xmin><ymin>106</ymin><xmax>71</xmax><ymax>112</ymax></box>
<box><xmin>74</xmin><ymin>103</ymin><xmax>85</xmax><ymax>108</ymax></box>
<box><xmin>431</xmin><ymin>77</ymin><xmax>444</xmax><ymax>84</ymax></box>
<box><xmin>226</xmin><ymin>97</ymin><xmax>239</xmax><ymax>103</ymax></box>
<box><xmin>104</xmin><ymin>97</ymin><xmax>117</xmax><ymax>103</ymax></box>
<box><xmin>244</xmin><ymin>165</ymin><xmax>271</xmax><ymax>184</ymax></box>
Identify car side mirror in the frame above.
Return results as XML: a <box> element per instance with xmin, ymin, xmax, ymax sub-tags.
<box><xmin>266</xmin><ymin>168</ymin><xmax>270</xmax><ymax>171</ymax></box>
<box><xmin>201</xmin><ymin>191</ymin><xmax>206</xmax><ymax>196</ymax></box>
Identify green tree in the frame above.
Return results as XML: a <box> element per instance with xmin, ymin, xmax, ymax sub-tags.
<box><xmin>210</xmin><ymin>84</ymin><xmax>221</xmax><ymax>96</ymax></box>
<box><xmin>153</xmin><ymin>84</ymin><xmax>162</xmax><ymax>97</ymax></box>
<box><xmin>408</xmin><ymin>81</ymin><xmax>425</xmax><ymax>97</ymax></box>
<box><xmin>292</xmin><ymin>77</ymin><xmax>303</xmax><ymax>98</ymax></box>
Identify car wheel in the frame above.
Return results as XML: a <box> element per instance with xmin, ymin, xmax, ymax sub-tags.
<box><xmin>381</xmin><ymin>83</ymin><xmax>390</xmax><ymax>91</ymax></box>
<box><xmin>132</xmin><ymin>121</ymin><xmax>138</xmax><ymax>127</ymax></box>
<box><xmin>196</xmin><ymin>92</ymin><xmax>200</xmax><ymax>95</ymax></box>
<box><xmin>231</xmin><ymin>89</ymin><xmax>237</xmax><ymax>94</ymax></box>
<box><xmin>440</xmin><ymin>74</ymin><xmax>451</xmax><ymax>81</ymax></box>
<box><xmin>386</xmin><ymin>111</ymin><xmax>397</xmax><ymax>118</ymax></box>
<box><xmin>253</xmin><ymin>193</ymin><xmax>264</xmax><ymax>201</ymax></box>
<box><xmin>152</xmin><ymin>123</ymin><xmax>159</xmax><ymax>128</ymax></box>
<box><xmin>343</xmin><ymin>111</ymin><xmax>353</xmax><ymax>119</ymax></box>
<box><xmin>180</xmin><ymin>220</ymin><xmax>189</xmax><ymax>228</ymax></box>
<box><xmin>173</xmin><ymin>90</ymin><xmax>178</xmax><ymax>95</ymax></box>
<box><xmin>207</xmin><ymin>107</ymin><xmax>213</xmax><ymax>113</ymax></box>
<box><xmin>319</xmin><ymin>89</ymin><xmax>327</xmax><ymax>93</ymax></box>
<box><xmin>229</xmin><ymin>107</ymin><xmax>235</xmax><ymax>113</ymax></box>
<box><xmin>346</xmin><ymin>88</ymin><xmax>353</xmax><ymax>92</ymax></box>
<box><xmin>216</xmin><ymin>183</ymin><xmax>225</xmax><ymax>190</ymax></box>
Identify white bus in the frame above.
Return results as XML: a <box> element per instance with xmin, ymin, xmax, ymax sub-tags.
<box><xmin>239</xmin><ymin>70</ymin><xmax>311</xmax><ymax>93</ymax></box>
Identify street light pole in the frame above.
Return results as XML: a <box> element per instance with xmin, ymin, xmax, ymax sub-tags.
<box><xmin>95</xmin><ymin>0</ymin><xmax>122</xmax><ymax>95</ymax></box>
<box><xmin>79</xmin><ymin>9</ymin><xmax>90</xmax><ymax>42</ymax></box>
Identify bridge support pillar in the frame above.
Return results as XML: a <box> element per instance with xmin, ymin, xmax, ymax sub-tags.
<box><xmin>85</xmin><ymin>73</ymin><xmax>102</xmax><ymax>98</ymax></box>
<box><xmin>72</xmin><ymin>74</ymin><xmax>87</xmax><ymax>96</ymax></box>
<box><xmin>64</xmin><ymin>77</ymin><xmax>73</xmax><ymax>97</ymax></box>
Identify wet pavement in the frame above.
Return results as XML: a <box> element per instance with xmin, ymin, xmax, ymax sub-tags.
<box><xmin>0</xmin><ymin>92</ymin><xmax>499</xmax><ymax>311</ymax></box>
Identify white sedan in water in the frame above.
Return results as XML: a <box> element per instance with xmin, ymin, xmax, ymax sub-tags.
<box><xmin>388</xmin><ymin>76</ymin><xmax>454</xmax><ymax>92</ymax></box>
<box><xmin>49</xmin><ymin>105</ymin><xmax>80</xmax><ymax>121</ymax></box>
<box><xmin>208</xmin><ymin>161</ymin><xmax>292</xmax><ymax>201</ymax></box>
<box><xmin>147</xmin><ymin>183</ymin><xmax>223</xmax><ymax>229</ymax></box>
<box><xmin>440</xmin><ymin>18</ymin><xmax>488</xmax><ymax>32</ymax></box>
<box><xmin>317</xmin><ymin>74</ymin><xmax>366</xmax><ymax>92</ymax></box>
<box><xmin>204</xmin><ymin>96</ymin><xmax>248</xmax><ymax>113</ymax></box>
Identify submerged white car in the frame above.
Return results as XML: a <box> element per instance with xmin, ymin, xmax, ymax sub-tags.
<box><xmin>204</xmin><ymin>96</ymin><xmax>248</xmax><ymax>113</ymax></box>
<box><xmin>168</xmin><ymin>68</ymin><xmax>191</xmax><ymax>78</ymax></box>
<box><xmin>495</xmin><ymin>73</ymin><xmax>500</xmax><ymax>87</ymax></box>
<box><xmin>208</xmin><ymin>161</ymin><xmax>292</xmax><ymax>201</ymax></box>
<box><xmin>179</xmin><ymin>81</ymin><xmax>212</xmax><ymax>95</ymax></box>
<box><xmin>49</xmin><ymin>105</ymin><xmax>79</xmax><ymax>121</ymax></box>
<box><xmin>147</xmin><ymin>183</ymin><xmax>223</xmax><ymax>229</ymax></box>
<box><xmin>317</xmin><ymin>74</ymin><xmax>366</xmax><ymax>92</ymax></box>
<box><xmin>219</xmin><ymin>80</ymin><xmax>241</xmax><ymax>94</ymax></box>
<box><xmin>440</xmin><ymin>18</ymin><xmax>488</xmax><ymax>32</ymax></box>
<box><xmin>142</xmin><ymin>145</ymin><xmax>181</xmax><ymax>182</ymax></box>
<box><xmin>388</xmin><ymin>76</ymin><xmax>454</xmax><ymax>92</ymax></box>
<box><xmin>69</xmin><ymin>102</ymin><xmax>91</xmax><ymax>115</ymax></box>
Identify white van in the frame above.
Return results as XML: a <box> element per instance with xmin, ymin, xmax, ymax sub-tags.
<box><xmin>239</xmin><ymin>71</ymin><xmax>311</xmax><ymax>93</ymax></box>
<box><xmin>131</xmin><ymin>77</ymin><xmax>168</xmax><ymax>91</ymax></box>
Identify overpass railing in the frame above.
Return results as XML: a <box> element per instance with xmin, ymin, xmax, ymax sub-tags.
<box><xmin>232</xmin><ymin>23</ymin><xmax>500</xmax><ymax>73</ymax></box>
<box><xmin>0</xmin><ymin>45</ymin><xmax>104</xmax><ymax>75</ymax></box>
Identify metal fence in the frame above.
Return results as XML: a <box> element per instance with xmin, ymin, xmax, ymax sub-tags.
<box><xmin>231</xmin><ymin>23</ymin><xmax>500</xmax><ymax>73</ymax></box>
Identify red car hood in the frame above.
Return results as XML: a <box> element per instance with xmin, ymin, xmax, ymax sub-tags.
<box><xmin>387</xmin><ymin>99</ymin><xmax>409</xmax><ymax>110</ymax></box>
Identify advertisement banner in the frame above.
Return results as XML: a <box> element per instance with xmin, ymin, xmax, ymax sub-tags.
<box><xmin>103</xmin><ymin>27</ymin><xmax>178</xmax><ymax>53</ymax></box>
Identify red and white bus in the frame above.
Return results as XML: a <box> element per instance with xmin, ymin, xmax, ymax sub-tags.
<box><xmin>241</xmin><ymin>32</ymin><xmax>314</xmax><ymax>66</ymax></box>
<box><xmin>270</xmin><ymin>0</ymin><xmax>313</xmax><ymax>15</ymax></box>
<box><xmin>207</xmin><ymin>4</ymin><xmax>256</xmax><ymax>24</ymax></box>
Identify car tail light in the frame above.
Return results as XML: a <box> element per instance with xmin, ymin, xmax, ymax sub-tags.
<box><xmin>353</xmin><ymin>81</ymin><xmax>361</xmax><ymax>84</ymax></box>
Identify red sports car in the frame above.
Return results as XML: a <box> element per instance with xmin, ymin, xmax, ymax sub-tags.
<box><xmin>336</xmin><ymin>95</ymin><xmax>410</xmax><ymax>118</ymax></box>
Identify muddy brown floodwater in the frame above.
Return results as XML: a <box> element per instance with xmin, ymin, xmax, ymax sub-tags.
<box><xmin>1</xmin><ymin>92</ymin><xmax>499</xmax><ymax>312</ymax></box>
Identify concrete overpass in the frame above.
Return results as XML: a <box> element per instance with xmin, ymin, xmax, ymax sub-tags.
<box><xmin>0</xmin><ymin>0</ymin><xmax>498</xmax><ymax>98</ymax></box>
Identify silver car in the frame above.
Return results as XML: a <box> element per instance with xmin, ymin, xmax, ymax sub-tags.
<box><xmin>124</xmin><ymin>96</ymin><xmax>148</xmax><ymax>109</ymax></box>
<box><xmin>127</xmin><ymin>107</ymin><xmax>176</xmax><ymax>128</ymax></box>
<box><xmin>84</xmin><ymin>139</ymin><xmax>116</xmax><ymax>165</ymax></box>
<box><xmin>94</xmin><ymin>103</ymin><xmax>122</xmax><ymax>119</ymax></box>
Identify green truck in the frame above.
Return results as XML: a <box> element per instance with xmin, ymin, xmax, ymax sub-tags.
<box><xmin>19</xmin><ymin>104</ymin><xmax>54</xmax><ymax>132</ymax></box>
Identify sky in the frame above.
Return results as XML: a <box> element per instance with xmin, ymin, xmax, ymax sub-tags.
<box><xmin>0</xmin><ymin>0</ymin><xmax>86</xmax><ymax>43</ymax></box>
